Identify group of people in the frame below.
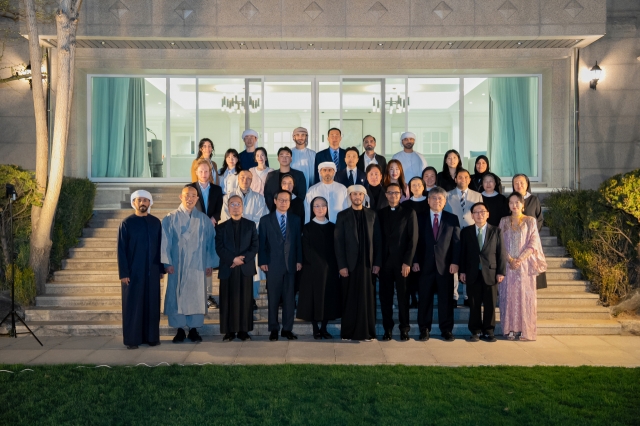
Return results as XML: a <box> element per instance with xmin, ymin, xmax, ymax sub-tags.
<box><xmin>117</xmin><ymin>127</ymin><xmax>547</xmax><ymax>349</ymax></box>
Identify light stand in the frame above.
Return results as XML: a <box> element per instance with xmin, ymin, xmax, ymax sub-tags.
<box><xmin>0</xmin><ymin>183</ymin><xmax>42</xmax><ymax>345</ymax></box>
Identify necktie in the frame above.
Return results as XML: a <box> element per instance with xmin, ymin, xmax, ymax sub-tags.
<box><xmin>477</xmin><ymin>227</ymin><xmax>484</xmax><ymax>269</ymax></box>
<box><xmin>280</xmin><ymin>214</ymin><xmax>286</xmax><ymax>239</ymax></box>
<box><xmin>433</xmin><ymin>214</ymin><xmax>439</xmax><ymax>240</ymax></box>
<box><xmin>332</xmin><ymin>150</ymin><xmax>339</xmax><ymax>168</ymax></box>
<box><xmin>460</xmin><ymin>191</ymin><xmax>466</xmax><ymax>211</ymax></box>
<box><xmin>349</xmin><ymin>170</ymin><xmax>354</xmax><ymax>186</ymax></box>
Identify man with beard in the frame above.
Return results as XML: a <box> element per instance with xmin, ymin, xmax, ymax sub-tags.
<box><xmin>357</xmin><ymin>135</ymin><xmax>387</xmax><ymax>176</ymax></box>
<box><xmin>118</xmin><ymin>190</ymin><xmax>164</xmax><ymax>349</ymax></box>
<box><xmin>392</xmin><ymin>132</ymin><xmax>428</xmax><ymax>181</ymax></box>
<box><xmin>290</xmin><ymin>127</ymin><xmax>316</xmax><ymax>189</ymax></box>
<box><xmin>334</xmin><ymin>185</ymin><xmax>382</xmax><ymax>341</ymax></box>
<box><xmin>304</xmin><ymin>162</ymin><xmax>349</xmax><ymax>223</ymax></box>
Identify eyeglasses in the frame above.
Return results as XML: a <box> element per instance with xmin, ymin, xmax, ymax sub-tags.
<box><xmin>472</xmin><ymin>210</ymin><xmax>489</xmax><ymax>215</ymax></box>
<box><xmin>276</xmin><ymin>198</ymin><xmax>290</xmax><ymax>203</ymax></box>
<box><xmin>386</xmin><ymin>192</ymin><xmax>401</xmax><ymax>196</ymax></box>
<box><xmin>229</xmin><ymin>203</ymin><xmax>242</xmax><ymax>208</ymax></box>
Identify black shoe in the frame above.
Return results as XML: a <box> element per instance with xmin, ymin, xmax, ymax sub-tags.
<box><xmin>441</xmin><ymin>331</ymin><xmax>455</xmax><ymax>342</ymax></box>
<box><xmin>173</xmin><ymin>328</ymin><xmax>186</xmax><ymax>343</ymax></box>
<box><xmin>481</xmin><ymin>333</ymin><xmax>497</xmax><ymax>343</ymax></box>
<box><xmin>252</xmin><ymin>299</ymin><xmax>258</xmax><ymax>311</ymax></box>
<box><xmin>269</xmin><ymin>330</ymin><xmax>279</xmax><ymax>341</ymax></box>
<box><xmin>237</xmin><ymin>332</ymin><xmax>251</xmax><ymax>341</ymax></box>
<box><xmin>148</xmin><ymin>342</ymin><xmax>160</xmax><ymax>347</ymax></box>
<box><xmin>313</xmin><ymin>332</ymin><xmax>322</xmax><ymax>340</ymax></box>
<box><xmin>321</xmin><ymin>331</ymin><xmax>333</xmax><ymax>339</ymax></box>
<box><xmin>187</xmin><ymin>328</ymin><xmax>202</xmax><ymax>342</ymax></box>
<box><xmin>381</xmin><ymin>330</ymin><xmax>392</xmax><ymax>341</ymax></box>
<box><xmin>400</xmin><ymin>331</ymin><xmax>410</xmax><ymax>341</ymax></box>
<box><xmin>281</xmin><ymin>330</ymin><xmax>298</xmax><ymax>340</ymax></box>
<box><xmin>223</xmin><ymin>332</ymin><xmax>236</xmax><ymax>341</ymax></box>
<box><xmin>418</xmin><ymin>330</ymin><xmax>430</xmax><ymax>341</ymax></box>
<box><xmin>468</xmin><ymin>333</ymin><xmax>480</xmax><ymax>342</ymax></box>
<box><xmin>127</xmin><ymin>345</ymin><xmax>138</xmax><ymax>350</ymax></box>
<box><xmin>463</xmin><ymin>299</ymin><xmax>470</xmax><ymax>307</ymax></box>
<box><xmin>207</xmin><ymin>295</ymin><xmax>219</xmax><ymax>309</ymax></box>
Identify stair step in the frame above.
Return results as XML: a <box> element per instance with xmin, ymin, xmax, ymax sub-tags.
<box><xmin>83</xmin><ymin>228</ymin><xmax>118</xmax><ymax>238</ymax></box>
<box><xmin>121</xmin><ymin>201</ymin><xmax>180</xmax><ymax>209</ymax></box>
<box><xmin>77</xmin><ymin>238</ymin><xmax>118</xmax><ymax>248</ymax></box>
<box><xmin>62</xmin><ymin>259</ymin><xmax>119</xmax><ymax>270</ymax></box>
<box><xmin>540</xmin><ymin>236</ymin><xmax>558</xmax><ymax>247</ymax></box>
<box><xmin>536</xmin><ymin>319</ymin><xmax>621</xmax><ymax>335</ymax></box>
<box><xmin>53</xmin><ymin>270</ymin><xmax>121</xmax><ymax>282</ymax></box>
<box><xmin>536</xmin><ymin>292</ymin><xmax>600</xmax><ymax>306</ymax></box>
<box><xmin>545</xmin><ymin>268</ymin><xmax>581</xmax><ymax>280</ymax></box>
<box><xmin>92</xmin><ymin>210</ymin><xmax>172</xmax><ymax>220</ymax></box>
<box><xmin>542</xmin><ymin>246</ymin><xmax>567</xmax><ymax>257</ymax></box>
<box><xmin>545</xmin><ymin>257</ymin><xmax>573</xmax><ymax>268</ymax></box>
<box><xmin>68</xmin><ymin>248</ymin><xmax>117</xmax><ymax>258</ymax></box>
<box><xmin>542</xmin><ymin>280</ymin><xmax>590</xmax><ymax>292</ymax></box>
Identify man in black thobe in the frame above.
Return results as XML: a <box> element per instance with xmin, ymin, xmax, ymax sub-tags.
<box><xmin>117</xmin><ymin>190</ymin><xmax>164</xmax><ymax>349</ymax></box>
<box><xmin>215</xmin><ymin>195</ymin><xmax>259</xmax><ymax>341</ymax></box>
<box><xmin>335</xmin><ymin>185</ymin><xmax>382</xmax><ymax>341</ymax></box>
<box><xmin>378</xmin><ymin>183</ymin><xmax>418</xmax><ymax>341</ymax></box>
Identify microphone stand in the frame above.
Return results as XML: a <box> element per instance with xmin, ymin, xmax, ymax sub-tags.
<box><xmin>0</xmin><ymin>186</ymin><xmax>43</xmax><ymax>345</ymax></box>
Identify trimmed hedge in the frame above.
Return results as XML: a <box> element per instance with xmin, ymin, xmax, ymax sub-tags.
<box><xmin>545</xmin><ymin>170</ymin><xmax>640</xmax><ymax>306</ymax></box>
<box><xmin>0</xmin><ymin>165</ymin><xmax>96</xmax><ymax>305</ymax></box>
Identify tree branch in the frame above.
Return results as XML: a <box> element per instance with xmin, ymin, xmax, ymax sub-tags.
<box><xmin>0</xmin><ymin>10</ymin><xmax>19</xmax><ymax>21</ymax></box>
<box><xmin>0</xmin><ymin>73</ymin><xmax>30</xmax><ymax>84</ymax></box>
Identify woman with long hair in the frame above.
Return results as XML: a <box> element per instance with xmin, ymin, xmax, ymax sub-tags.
<box><xmin>498</xmin><ymin>192</ymin><xmax>547</xmax><ymax>341</ymax></box>
<box><xmin>382</xmin><ymin>159</ymin><xmax>409</xmax><ymax>201</ymax></box>
<box><xmin>249</xmin><ymin>147</ymin><xmax>273</xmax><ymax>195</ymax></box>
<box><xmin>191</xmin><ymin>138</ymin><xmax>219</xmax><ymax>185</ymax></box>
<box><xmin>218</xmin><ymin>149</ymin><xmax>242</xmax><ymax>195</ymax></box>
<box><xmin>421</xmin><ymin>166</ymin><xmax>438</xmax><ymax>194</ymax></box>
<box><xmin>436</xmin><ymin>149</ymin><xmax>463</xmax><ymax>192</ymax></box>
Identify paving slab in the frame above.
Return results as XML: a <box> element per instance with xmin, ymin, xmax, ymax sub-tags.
<box><xmin>334</xmin><ymin>340</ymin><xmax>387</xmax><ymax>365</ymax></box>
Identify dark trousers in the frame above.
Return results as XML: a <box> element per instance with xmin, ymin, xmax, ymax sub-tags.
<box><xmin>418</xmin><ymin>271</ymin><xmax>454</xmax><ymax>334</ymax></box>
<box><xmin>379</xmin><ymin>265</ymin><xmax>410</xmax><ymax>333</ymax></box>
<box><xmin>467</xmin><ymin>276</ymin><xmax>497</xmax><ymax>335</ymax></box>
<box><xmin>266</xmin><ymin>271</ymin><xmax>295</xmax><ymax>332</ymax></box>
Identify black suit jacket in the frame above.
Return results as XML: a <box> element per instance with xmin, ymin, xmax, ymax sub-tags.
<box><xmin>524</xmin><ymin>195</ymin><xmax>543</xmax><ymax>231</ymax></box>
<box><xmin>414</xmin><ymin>210</ymin><xmax>461</xmax><ymax>276</ymax></box>
<box><xmin>258</xmin><ymin>211</ymin><xmax>302</xmax><ymax>276</ymax></box>
<box><xmin>215</xmin><ymin>218</ymin><xmax>259</xmax><ymax>279</ymax></box>
<box><xmin>334</xmin><ymin>208</ymin><xmax>382</xmax><ymax>272</ymax></box>
<box><xmin>334</xmin><ymin>168</ymin><xmax>367</xmax><ymax>188</ymax></box>
<box><xmin>263</xmin><ymin>168</ymin><xmax>307</xmax><ymax>213</ymax></box>
<box><xmin>189</xmin><ymin>182</ymin><xmax>223</xmax><ymax>222</ymax></box>
<box><xmin>357</xmin><ymin>153</ymin><xmax>387</xmax><ymax>175</ymax></box>
<box><xmin>378</xmin><ymin>205</ymin><xmax>418</xmax><ymax>267</ymax></box>
<box><xmin>365</xmin><ymin>186</ymin><xmax>389</xmax><ymax>211</ymax></box>
<box><xmin>314</xmin><ymin>148</ymin><xmax>346</xmax><ymax>184</ymax></box>
<box><xmin>458</xmin><ymin>224</ymin><xmax>507</xmax><ymax>286</ymax></box>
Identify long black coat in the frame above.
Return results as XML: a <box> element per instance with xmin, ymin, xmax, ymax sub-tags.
<box><xmin>458</xmin><ymin>224</ymin><xmax>507</xmax><ymax>286</ymax></box>
<box><xmin>117</xmin><ymin>214</ymin><xmax>164</xmax><ymax>346</ymax></box>
<box><xmin>378</xmin><ymin>205</ymin><xmax>418</xmax><ymax>267</ymax></box>
<box><xmin>334</xmin><ymin>208</ymin><xmax>382</xmax><ymax>272</ymax></box>
<box><xmin>523</xmin><ymin>194</ymin><xmax>547</xmax><ymax>289</ymax></box>
<box><xmin>215</xmin><ymin>218</ymin><xmax>259</xmax><ymax>279</ymax></box>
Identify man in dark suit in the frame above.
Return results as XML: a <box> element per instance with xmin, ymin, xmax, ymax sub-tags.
<box><xmin>335</xmin><ymin>147</ymin><xmax>367</xmax><ymax>188</ymax></box>
<box><xmin>459</xmin><ymin>202</ymin><xmax>506</xmax><ymax>342</ymax></box>
<box><xmin>378</xmin><ymin>183</ymin><xmax>418</xmax><ymax>341</ymax></box>
<box><xmin>190</xmin><ymin>159</ymin><xmax>224</xmax><ymax>225</ymax></box>
<box><xmin>258</xmin><ymin>189</ymin><xmax>303</xmax><ymax>341</ymax></box>
<box><xmin>314</xmin><ymin>128</ymin><xmax>346</xmax><ymax>184</ymax></box>
<box><xmin>215</xmin><ymin>195</ymin><xmax>259</xmax><ymax>342</ymax></box>
<box><xmin>263</xmin><ymin>147</ymin><xmax>307</xmax><ymax>212</ymax></box>
<box><xmin>334</xmin><ymin>185</ymin><xmax>382</xmax><ymax>341</ymax></box>
<box><xmin>412</xmin><ymin>186</ymin><xmax>461</xmax><ymax>342</ymax></box>
<box><xmin>357</xmin><ymin>135</ymin><xmax>387</xmax><ymax>176</ymax></box>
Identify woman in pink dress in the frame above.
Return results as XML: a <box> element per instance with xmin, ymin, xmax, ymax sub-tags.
<box><xmin>249</xmin><ymin>147</ymin><xmax>273</xmax><ymax>195</ymax></box>
<box><xmin>498</xmin><ymin>192</ymin><xmax>547</xmax><ymax>341</ymax></box>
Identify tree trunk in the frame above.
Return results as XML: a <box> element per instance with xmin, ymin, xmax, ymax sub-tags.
<box><xmin>29</xmin><ymin>0</ymin><xmax>83</xmax><ymax>294</ymax></box>
<box><xmin>23</xmin><ymin>0</ymin><xmax>50</xmax><ymax>290</ymax></box>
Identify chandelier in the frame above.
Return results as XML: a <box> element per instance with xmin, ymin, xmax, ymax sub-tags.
<box><xmin>221</xmin><ymin>95</ymin><xmax>261</xmax><ymax>113</ymax></box>
<box><xmin>372</xmin><ymin>95</ymin><xmax>409</xmax><ymax>114</ymax></box>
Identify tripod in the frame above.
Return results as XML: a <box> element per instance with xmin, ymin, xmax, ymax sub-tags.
<box><xmin>0</xmin><ymin>184</ymin><xmax>42</xmax><ymax>345</ymax></box>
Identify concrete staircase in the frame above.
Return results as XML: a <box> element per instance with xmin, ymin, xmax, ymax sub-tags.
<box><xmin>18</xmin><ymin>185</ymin><xmax>621</xmax><ymax>337</ymax></box>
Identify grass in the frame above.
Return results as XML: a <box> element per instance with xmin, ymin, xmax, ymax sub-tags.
<box><xmin>0</xmin><ymin>365</ymin><xmax>638</xmax><ymax>425</ymax></box>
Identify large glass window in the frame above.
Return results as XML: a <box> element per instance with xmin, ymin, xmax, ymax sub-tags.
<box><xmin>318</xmin><ymin>80</ymin><xmax>339</xmax><ymax>151</ymax></box>
<box><xmin>341</xmin><ymin>79</ymin><xmax>382</xmax><ymax>153</ymax></box>
<box><xmin>384</xmin><ymin>78</ymin><xmax>407</xmax><ymax>158</ymax></box>
<box><xmin>169</xmin><ymin>78</ymin><xmax>196</xmax><ymax>178</ymax></box>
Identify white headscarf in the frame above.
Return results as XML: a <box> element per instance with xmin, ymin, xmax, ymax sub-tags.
<box><xmin>242</xmin><ymin>129</ymin><xmax>259</xmax><ymax>139</ymax></box>
<box><xmin>130</xmin><ymin>190</ymin><xmax>153</xmax><ymax>212</ymax></box>
<box><xmin>317</xmin><ymin>161</ymin><xmax>337</xmax><ymax>172</ymax></box>
<box><xmin>401</xmin><ymin>131</ymin><xmax>416</xmax><ymax>141</ymax></box>
<box><xmin>347</xmin><ymin>184</ymin><xmax>367</xmax><ymax>195</ymax></box>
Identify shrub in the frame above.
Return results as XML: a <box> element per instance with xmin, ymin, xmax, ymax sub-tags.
<box><xmin>5</xmin><ymin>264</ymin><xmax>37</xmax><ymax>306</ymax></box>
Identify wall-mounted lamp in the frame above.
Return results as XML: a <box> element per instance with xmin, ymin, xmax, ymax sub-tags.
<box><xmin>589</xmin><ymin>61</ymin><xmax>602</xmax><ymax>90</ymax></box>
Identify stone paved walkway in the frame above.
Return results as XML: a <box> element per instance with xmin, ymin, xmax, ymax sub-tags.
<box><xmin>2</xmin><ymin>335</ymin><xmax>640</xmax><ymax>367</ymax></box>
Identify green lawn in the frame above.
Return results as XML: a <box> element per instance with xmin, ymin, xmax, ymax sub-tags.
<box><xmin>1</xmin><ymin>365</ymin><xmax>638</xmax><ymax>425</ymax></box>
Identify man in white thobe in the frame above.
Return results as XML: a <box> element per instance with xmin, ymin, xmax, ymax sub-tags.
<box><xmin>291</xmin><ymin>127</ymin><xmax>316</xmax><ymax>190</ymax></box>
<box><xmin>392</xmin><ymin>131</ymin><xmax>428</xmax><ymax>181</ymax></box>
<box><xmin>161</xmin><ymin>185</ymin><xmax>219</xmax><ymax>343</ymax></box>
<box><xmin>304</xmin><ymin>161</ymin><xmax>349</xmax><ymax>223</ymax></box>
<box><xmin>220</xmin><ymin>170</ymin><xmax>269</xmax><ymax>303</ymax></box>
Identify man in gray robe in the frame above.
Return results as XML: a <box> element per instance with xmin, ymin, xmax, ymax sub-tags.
<box><xmin>161</xmin><ymin>185</ymin><xmax>219</xmax><ymax>343</ymax></box>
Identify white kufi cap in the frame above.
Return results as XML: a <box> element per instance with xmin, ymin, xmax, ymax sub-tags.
<box><xmin>401</xmin><ymin>131</ymin><xmax>416</xmax><ymax>141</ymax></box>
<box><xmin>242</xmin><ymin>129</ymin><xmax>259</xmax><ymax>139</ymax></box>
<box><xmin>317</xmin><ymin>161</ymin><xmax>337</xmax><ymax>172</ymax></box>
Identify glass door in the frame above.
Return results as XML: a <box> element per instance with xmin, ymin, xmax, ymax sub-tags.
<box><xmin>341</xmin><ymin>79</ymin><xmax>383</xmax><ymax>154</ymax></box>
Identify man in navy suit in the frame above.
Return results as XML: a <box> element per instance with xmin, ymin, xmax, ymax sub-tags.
<box><xmin>335</xmin><ymin>147</ymin><xmax>367</xmax><ymax>188</ymax></box>
<box><xmin>258</xmin><ymin>189</ymin><xmax>303</xmax><ymax>341</ymax></box>
<box><xmin>412</xmin><ymin>186</ymin><xmax>461</xmax><ymax>342</ymax></box>
<box><xmin>313</xmin><ymin>128</ymin><xmax>346</xmax><ymax>184</ymax></box>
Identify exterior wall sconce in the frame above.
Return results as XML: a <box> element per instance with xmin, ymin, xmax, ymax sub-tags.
<box><xmin>589</xmin><ymin>61</ymin><xmax>602</xmax><ymax>90</ymax></box>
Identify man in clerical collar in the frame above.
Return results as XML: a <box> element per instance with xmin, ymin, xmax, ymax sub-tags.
<box><xmin>392</xmin><ymin>132</ymin><xmax>428</xmax><ymax>181</ymax></box>
<box><xmin>357</xmin><ymin>135</ymin><xmax>387</xmax><ymax>176</ymax></box>
<box><xmin>291</xmin><ymin>127</ymin><xmax>316</xmax><ymax>189</ymax></box>
<box><xmin>238</xmin><ymin>129</ymin><xmax>270</xmax><ymax>170</ymax></box>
